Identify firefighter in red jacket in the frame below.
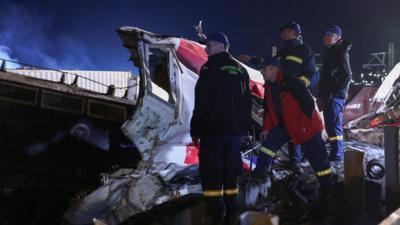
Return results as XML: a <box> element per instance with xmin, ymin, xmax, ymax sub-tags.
<box><xmin>253</xmin><ymin>57</ymin><xmax>333</xmax><ymax>191</ymax></box>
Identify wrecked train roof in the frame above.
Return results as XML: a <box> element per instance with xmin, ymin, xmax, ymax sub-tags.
<box><xmin>117</xmin><ymin>26</ymin><xmax>266</xmax><ymax>98</ymax></box>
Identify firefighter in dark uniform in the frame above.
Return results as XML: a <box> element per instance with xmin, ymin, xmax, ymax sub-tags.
<box><xmin>277</xmin><ymin>21</ymin><xmax>319</xmax><ymax>93</ymax></box>
<box><xmin>277</xmin><ymin>21</ymin><xmax>319</xmax><ymax>167</ymax></box>
<box><xmin>190</xmin><ymin>32</ymin><xmax>252</xmax><ymax>225</ymax></box>
<box><xmin>319</xmin><ymin>25</ymin><xmax>352</xmax><ymax>161</ymax></box>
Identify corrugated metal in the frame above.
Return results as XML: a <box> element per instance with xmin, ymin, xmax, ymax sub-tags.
<box><xmin>8</xmin><ymin>69</ymin><xmax>138</xmax><ymax>99</ymax></box>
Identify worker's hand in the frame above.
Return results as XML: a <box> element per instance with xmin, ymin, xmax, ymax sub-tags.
<box><xmin>259</xmin><ymin>130</ymin><xmax>269</xmax><ymax>141</ymax></box>
<box><xmin>192</xmin><ymin>136</ymin><xmax>200</xmax><ymax>146</ymax></box>
<box><xmin>236</xmin><ymin>54</ymin><xmax>252</xmax><ymax>63</ymax></box>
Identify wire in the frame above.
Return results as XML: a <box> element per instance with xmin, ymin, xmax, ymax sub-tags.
<box><xmin>0</xmin><ymin>58</ymin><xmax>138</xmax><ymax>89</ymax></box>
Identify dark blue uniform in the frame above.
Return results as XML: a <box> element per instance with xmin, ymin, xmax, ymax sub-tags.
<box><xmin>277</xmin><ymin>38</ymin><xmax>319</xmax><ymax>163</ymax></box>
<box><xmin>277</xmin><ymin>38</ymin><xmax>319</xmax><ymax>95</ymax></box>
<box><xmin>190</xmin><ymin>52</ymin><xmax>252</xmax><ymax>222</ymax></box>
<box><xmin>319</xmin><ymin>39</ymin><xmax>352</xmax><ymax>161</ymax></box>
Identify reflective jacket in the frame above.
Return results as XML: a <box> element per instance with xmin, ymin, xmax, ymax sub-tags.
<box><xmin>262</xmin><ymin>71</ymin><xmax>324</xmax><ymax>144</ymax></box>
<box><xmin>277</xmin><ymin>39</ymin><xmax>319</xmax><ymax>92</ymax></box>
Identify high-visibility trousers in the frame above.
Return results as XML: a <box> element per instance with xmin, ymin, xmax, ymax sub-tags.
<box><xmin>323</xmin><ymin>97</ymin><xmax>345</xmax><ymax>160</ymax></box>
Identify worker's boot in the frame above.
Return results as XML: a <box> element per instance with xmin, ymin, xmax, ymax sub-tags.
<box><xmin>285</xmin><ymin>144</ymin><xmax>304</xmax><ymax>174</ymax></box>
<box><xmin>284</xmin><ymin>159</ymin><xmax>304</xmax><ymax>174</ymax></box>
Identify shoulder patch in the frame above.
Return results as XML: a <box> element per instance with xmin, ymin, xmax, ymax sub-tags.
<box><xmin>220</xmin><ymin>65</ymin><xmax>243</xmax><ymax>75</ymax></box>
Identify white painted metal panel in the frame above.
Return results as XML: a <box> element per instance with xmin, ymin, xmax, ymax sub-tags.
<box><xmin>8</xmin><ymin>69</ymin><xmax>137</xmax><ymax>99</ymax></box>
<box><xmin>373</xmin><ymin>63</ymin><xmax>400</xmax><ymax>103</ymax></box>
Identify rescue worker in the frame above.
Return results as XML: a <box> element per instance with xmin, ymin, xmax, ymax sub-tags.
<box><xmin>277</xmin><ymin>21</ymin><xmax>320</xmax><ymax>167</ymax></box>
<box><xmin>238</xmin><ymin>22</ymin><xmax>319</xmax><ymax>91</ymax></box>
<box><xmin>252</xmin><ymin>57</ymin><xmax>333</xmax><ymax>193</ymax></box>
<box><xmin>319</xmin><ymin>25</ymin><xmax>352</xmax><ymax>161</ymax></box>
<box><xmin>277</xmin><ymin>21</ymin><xmax>319</xmax><ymax>92</ymax></box>
<box><xmin>190</xmin><ymin>32</ymin><xmax>252</xmax><ymax>225</ymax></box>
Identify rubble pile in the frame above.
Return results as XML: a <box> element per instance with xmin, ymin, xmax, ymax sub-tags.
<box><xmin>238</xmin><ymin>140</ymin><xmax>385</xmax><ymax>225</ymax></box>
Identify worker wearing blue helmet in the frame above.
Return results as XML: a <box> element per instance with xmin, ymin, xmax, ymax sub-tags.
<box><xmin>191</xmin><ymin>32</ymin><xmax>252</xmax><ymax>225</ymax></box>
<box><xmin>277</xmin><ymin>21</ymin><xmax>320</xmax><ymax>169</ymax></box>
<box><xmin>319</xmin><ymin>25</ymin><xmax>352</xmax><ymax>162</ymax></box>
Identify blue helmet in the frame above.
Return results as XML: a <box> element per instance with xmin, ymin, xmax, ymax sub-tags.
<box><xmin>279</xmin><ymin>21</ymin><xmax>302</xmax><ymax>35</ymax></box>
<box><xmin>206</xmin><ymin>32</ymin><xmax>230</xmax><ymax>48</ymax></box>
<box><xmin>322</xmin><ymin>25</ymin><xmax>342</xmax><ymax>36</ymax></box>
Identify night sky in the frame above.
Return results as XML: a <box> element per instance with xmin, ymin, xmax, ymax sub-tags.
<box><xmin>1</xmin><ymin>0</ymin><xmax>400</xmax><ymax>76</ymax></box>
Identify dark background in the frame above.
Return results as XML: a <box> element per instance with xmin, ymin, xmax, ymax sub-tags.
<box><xmin>1</xmin><ymin>0</ymin><xmax>399</xmax><ymax>77</ymax></box>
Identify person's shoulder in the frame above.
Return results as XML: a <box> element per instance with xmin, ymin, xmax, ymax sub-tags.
<box><xmin>286</xmin><ymin>44</ymin><xmax>313</xmax><ymax>58</ymax></box>
<box><xmin>231</xmin><ymin>57</ymin><xmax>246</xmax><ymax>70</ymax></box>
<box><xmin>225</xmin><ymin>55</ymin><xmax>247</xmax><ymax>73</ymax></box>
<box><xmin>336</xmin><ymin>39</ymin><xmax>352</xmax><ymax>53</ymax></box>
<box><xmin>200</xmin><ymin>62</ymin><xmax>209</xmax><ymax>73</ymax></box>
<box><xmin>284</xmin><ymin>75</ymin><xmax>305</xmax><ymax>88</ymax></box>
<box><xmin>298</xmin><ymin>44</ymin><xmax>314</xmax><ymax>54</ymax></box>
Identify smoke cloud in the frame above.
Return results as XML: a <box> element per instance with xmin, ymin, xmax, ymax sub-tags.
<box><xmin>0</xmin><ymin>2</ymin><xmax>95</xmax><ymax>70</ymax></box>
<box><xmin>0</xmin><ymin>45</ymin><xmax>20</xmax><ymax>69</ymax></box>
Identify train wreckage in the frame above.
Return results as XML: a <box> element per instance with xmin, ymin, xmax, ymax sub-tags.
<box><xmin>0</xmin><ymin>26</ymin><xmax>399</xmax><ymax>225</ymax></box>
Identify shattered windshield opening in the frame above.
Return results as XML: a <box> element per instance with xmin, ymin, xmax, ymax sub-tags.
<box><xmin>148</xmin><ymin>48</ymin><xmax>175</xmax><ymax>105</ymax></box>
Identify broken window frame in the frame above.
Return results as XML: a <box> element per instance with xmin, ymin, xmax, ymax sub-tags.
<box><xmin>136</xmin><ymin>40</ymin><xmax>147</xmax><ymax>104</ymax></box>
<box><xmin>141</xmin><ymin>43</ymin><xmax>182</xmax><ymax>118</ymax></box>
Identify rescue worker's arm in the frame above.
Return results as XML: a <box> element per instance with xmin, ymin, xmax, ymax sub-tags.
<box><xmin>261</xmin><ymin>84</ymin><xmax>280</xmax><ymax>132</ymax></box>
<box><xmin>283</xmin><ymin>47</ymin><xmax>316</xmax><ymax>87</ymax></box>
<box><xmin>227</xmin><ymin>61</ymin><xmax>253</xmax><ymax>135</ymax></box>
<box><xmin>190</xmin><ymin>64</ymin><xmax>213</xmax><ymax>138</ymax></box>
<box><xmin>284</xmin><ymin>76</ymin><xmax>315</xmax><ymax>118</ymax></box>
<box><xmin>236</xmin><ymin>54</ymin><xmax>252</xmax><ymax>63</ymax></box>
<box><xmin>300</xmin><ymin>51</ymin><xmax>318</xmax><ymax>87</ymax></box>
<box><xmin>281</xmin><ymin>55</ymin><xmax>301</xmax><ymax>78</ymax></box>
<box><xmin>332</xmin><ymin>51</ymin><xmax>352</xmax><ymax>96</ymax></box>
<box><xmin>260</xmin><ymin>87</ymin><xmax>276</xmax><ymax>140</ymax></box>
<box><xmin>241</xmin><ymin>69</ymin><xmax>253</xmax><ymax>132</ymax></box>
<box><xmin>318</xmin><ymin>57</ymin><xmax>333</xmax><ymax>99</ymax></box>
<box><xmin>236</xmin><ymin>55</ymin><xmax>265</xmax><ymax>69</ymax></box>
<box><xmin>262</xmin><ymin>112</ymin><xmax>275</xmax><ymax>132</ymax></box>
<box><xmin>260</xmin><ymin>112</ymin><xmax>272</xmax><ymax>140</ymax></box>
<box><xmin>249</xmin><ymin>56</ymin><xmax>264</xmax><ymax>68</ymax></box>
<box><xmin>190</xmin><ymin>80</ymin><xmax>203</xmax><ymax>138</ymax></box>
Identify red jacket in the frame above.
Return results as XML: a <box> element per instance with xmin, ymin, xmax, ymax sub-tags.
<box><xmin>262</xmin><ymin>72</ymin><xmax>324</xmax><ymax>144</ymax></box>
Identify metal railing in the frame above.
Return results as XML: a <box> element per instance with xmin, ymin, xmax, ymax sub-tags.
<box><xmin>0</xmin><ymin>58</ymin><xmax>138</xmax><ymax>98</ymax></box>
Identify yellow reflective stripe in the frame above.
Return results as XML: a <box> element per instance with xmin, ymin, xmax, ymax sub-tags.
<box><xmin>203</xmin><ymin>190</ymin><xmax>223</xmax><ymax>197</ymax></box>
<box><xmin>261</xmin><ymin>146</ymin><xmax>276</xmax><ymax>157</ymax></box>
<box><xmin>224</xmin><ymin>188</ymin><xmax>239</xmax><ymax>196</ymax></box>
<box><xmin>299</xmin><ymin>76</ymin><xmax>311</xmax><ymax>87</ymax></box>
<box><xmin>329</xmin><ymin>135</ymin><xmax>344</xmax><ymax>141</ymax></box>
<box><xmin>286</xmin><ymin>55</ymin><xmax>303</xmax><ymax>64</ymax></box>
<box><xmin>316</xmin><ymin>168</ymin><xmax>333</xmax><ymax>177</ymax></box>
